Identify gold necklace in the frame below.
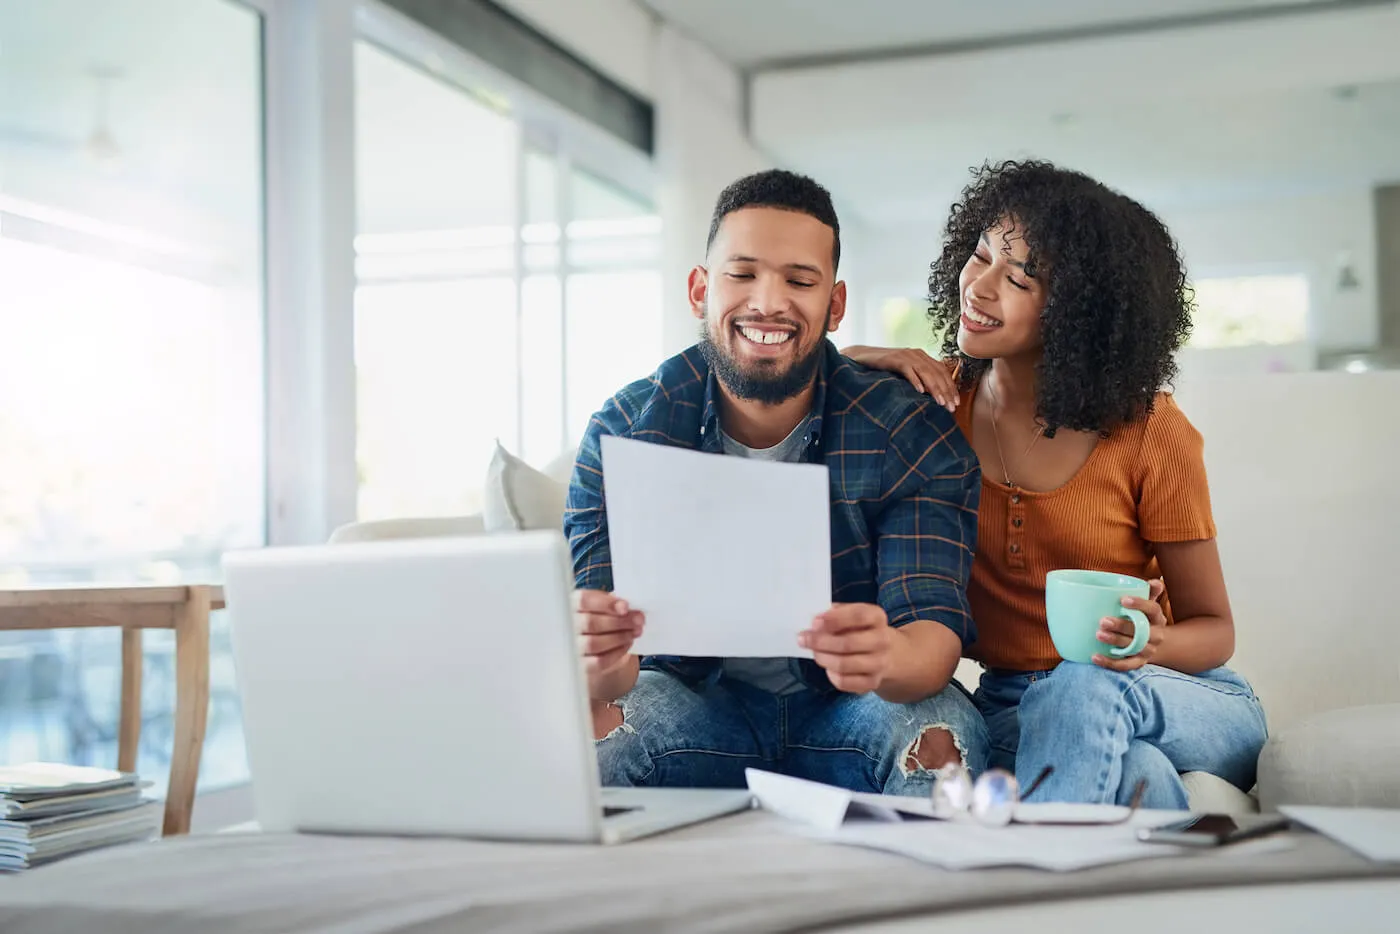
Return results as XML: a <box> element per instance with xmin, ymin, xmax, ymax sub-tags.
<box><xmin>986</xmin><ymin>375</ymin><xmax>1043</xmax><ymax>489</ymax></box>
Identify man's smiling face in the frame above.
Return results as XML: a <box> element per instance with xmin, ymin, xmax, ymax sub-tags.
<box><xmin>693</xmin><ymin>206</ymin><xmax>845</xmax><ymax>404</ymax></box>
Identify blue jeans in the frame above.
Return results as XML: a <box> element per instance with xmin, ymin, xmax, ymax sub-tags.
<box><xmin>597</xmin><ymin>669</ymin><xmax>990</xmax><ymax>796</ymax></box>
<box><xmin>974</xmin><ymin>662</ymin><xmax>1268</xmax><ymax>810</ymax></box>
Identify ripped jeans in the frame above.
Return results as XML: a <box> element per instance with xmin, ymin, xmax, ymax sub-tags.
<box><xmin>595</xmin><ymin>669</ymin><xmax>990</xmax><ymax>796</ymax></box>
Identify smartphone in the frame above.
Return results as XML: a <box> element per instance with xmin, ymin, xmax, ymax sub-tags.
<box><xmin>1137</xmin><ymin>813</ymin><xmax>1292</xmax><ymax>847</ymax></box>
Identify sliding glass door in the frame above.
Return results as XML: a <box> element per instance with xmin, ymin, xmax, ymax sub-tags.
<box><xmin>352</xmin><ymin>38</ymin><xmax>662</xmax><ymax>514</ymax></box>
<box><xmin>0</xmin><ymin>0</ymin><xmax>265</xmax><ymax>793</ymax></box>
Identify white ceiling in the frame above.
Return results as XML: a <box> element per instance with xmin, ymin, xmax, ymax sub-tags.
<box><xmin>5</xmin><ymin>0</ymin><xmax>1398</xmax><ymax>261</ymax></box>
<box><xmin>636</xmin><ymin>0</ymin><xmax>1382</xmax><ymax>69</ymax></box>
<box><xmin>732</xmin><ymin>0</ymin><xmax>1400</xmax><ymax>228</ymax></box>
<box><xmin>0</xmin><ymin>0</ymin><xmax>654</xmax><ymax>254</ymax></box>
<box><xmin>784</xmin><ymin>79</ymin><xmax>1400</xmax><ymax>227</ymax></box>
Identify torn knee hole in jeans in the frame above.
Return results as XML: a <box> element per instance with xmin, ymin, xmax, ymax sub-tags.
<box><xmin>900</xmin><ymin>723</ymin><xmax>965</xmax><ymax>777</ymax></box>
<box><xmin>593</xmin><ymin>701</ymin><xmax>633</xmax><ymax>742</ymax></box>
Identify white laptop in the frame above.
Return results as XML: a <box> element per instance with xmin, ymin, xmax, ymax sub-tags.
<box><xmin>221</xmin><ymin>530</ymin><xmax>753</xmax><ymax>844</ymax></box>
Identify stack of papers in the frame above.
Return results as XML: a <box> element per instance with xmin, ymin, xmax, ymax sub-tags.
<box><xmin>1281</xmin><ymin>805</ymin><xmax>1400</xmax><ymax>862</ymax></box>
<box><xmin>745</xmin><ymin>769</ymin><xmax>1197</xmax><ymax>872</ymax></box>
<box><xmin>0</xmin><ymin>762</ymin><xmax>161</xmax><ymax>871</ymax></box>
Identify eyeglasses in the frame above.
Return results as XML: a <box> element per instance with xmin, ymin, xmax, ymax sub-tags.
<box><xmin>931</xmin><ymin>764</ymin><xmax>1147</xmax><ymax>827</ymax></box>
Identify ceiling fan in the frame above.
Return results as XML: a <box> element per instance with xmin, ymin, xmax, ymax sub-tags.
<box><xmin>0</xmin><ymin>66</ymin><xmax>124</xmax><ymax>170</ymax></box>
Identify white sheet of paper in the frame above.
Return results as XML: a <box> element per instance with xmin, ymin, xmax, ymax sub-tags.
<box><xmin>1281</xmin><ymin>805</ymin><xmax>1400</xmax><ymax>861</ymax></box>
<box><xmin>745</xmin><ymin>768</ymin><xmax>1194</xmax><ymax>871</ymax></box>
<box><xmin>601</xmin><ymin>436</ymin><xmax>830</xmax><ymax>658</ymax></box>
<box><xmin>1012</xmin><ymin>802</ymin><xmax>1141</xmax><ymax>824</ymax></box>
<box><xmin>745</xmin><ymin>768</ymin><xmax>932</xmax><ymax>832</ymax></box>
<box><xmin>820</xmin><ymin>819</ymin><xmax>1185</xmax><ymax>872</ymax></box>
<box><xmin>746</xmin><ymin>768</ymin><xmax>1144</xmax><ymax>829</ymax></box>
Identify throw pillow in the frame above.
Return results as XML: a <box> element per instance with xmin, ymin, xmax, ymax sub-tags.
<box><xmin>482</xmin><ymin>440</ymin><xmax>569</xmax><ymax>532</ymax></box>
<box><xmin>542</xmin><ymin>447</ymin><xmax>580</xmax><ymax>485</ymax></box>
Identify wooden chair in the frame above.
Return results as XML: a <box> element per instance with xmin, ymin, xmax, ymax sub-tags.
<box><xmin>0</xmin><ymin>584</ymin><xmax>222</xmax><ymax>836</ymax></box>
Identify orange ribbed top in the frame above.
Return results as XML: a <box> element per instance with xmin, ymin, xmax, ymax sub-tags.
<box><xmin>955</xmin><ymin>382</ymin><xmax>1217</xmax><ymax>672</ymax></box>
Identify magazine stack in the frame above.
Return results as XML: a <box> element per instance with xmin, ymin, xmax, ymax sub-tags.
<box><xmin>0</xmin><ymin>762</ymin><xmax>161</xmax><ymax>871</ymax></box>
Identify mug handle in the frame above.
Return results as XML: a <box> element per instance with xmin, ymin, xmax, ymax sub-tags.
<box><xmin>1108</xmin><ymin>608</ymin><xmax>1150</xmax><ymax>658</ymax></box>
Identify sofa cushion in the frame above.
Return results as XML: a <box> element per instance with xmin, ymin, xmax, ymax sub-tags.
<box><xmin>1257</xmin><ymin>703</ymin><xmax>1400</xmax><ymax>812</ymax></box>
<box><xmin>482</xmin><ymin>441</ymin><xmax>569</xmax><ymax>532</ymax></box>
<box><xmin>541</xmin><ymin>447</ymin><xmax>579</xmax><ymax>485</ymax></box>
<box><xmin>329</xmin><ymin>515</ymin><xmax>486</xmax><ymax>544</ymax></box>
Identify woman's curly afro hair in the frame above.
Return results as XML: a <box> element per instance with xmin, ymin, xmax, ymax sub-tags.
<box><xmin>928</xmin><ymin>159</ymin><xmax>1194</xmax><ymax>437</ymax></box>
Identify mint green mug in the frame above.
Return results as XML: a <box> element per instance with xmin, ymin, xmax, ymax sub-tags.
<box><xmin>1045</xmin><ymin>570</ymin><xmax>1150</xmax><ymax>664</ymax></box>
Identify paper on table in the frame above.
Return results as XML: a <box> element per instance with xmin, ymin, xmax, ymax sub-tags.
<box><xmin>601</xmin><ymin>436</ymin><xmax>830</xmax><ymax>658</ymax></box>
<box><xmin>745</xmin><ymin>768</ymin><xmax>1187</xmax><ymax>871</ymax></box>
<box><xmin>822</xmin><ymin>817</ymin><xmax>1186</xmax><ymax>872</ymax></box>
<box><xmin>1013</xmin><ymin>802</ymin><xmax>1143</xmax><ymax>825</ymax></box>
<box><xmin>745</xmin><ymin>768</ymin><xmax>934</xmax><ymax>832</ymax></box>
<box><xmin>1281</xmin><ymin>805</ymin><xmax>1400</xmax><ymax>861</ymax></box>
<box><xmin>745</xmin><ymin>768</ymin><xmax>1144</xmax><ymax>830</ymax></box>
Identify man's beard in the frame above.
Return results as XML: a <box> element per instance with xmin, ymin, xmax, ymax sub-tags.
<box><xmin>698</xmin><ymin>308</ymin><xmax>830</xmax><ymax>405</ymax></box>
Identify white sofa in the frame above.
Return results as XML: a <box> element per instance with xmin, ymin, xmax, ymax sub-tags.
<box><xmin>1173</xmin><ymin>371</ymin><xmax>1400</xmax><ymax>811</ymax></box>
<box><xmin>333</xmin><ymin>371</ymin><xmax>1400</xmax><ymax>812</ymax></box>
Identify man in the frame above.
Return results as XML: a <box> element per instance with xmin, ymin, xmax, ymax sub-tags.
<box><xmin>565</xmin><ymin>169</ymin><xmax>988</xmax><ymax>796</ymax></box>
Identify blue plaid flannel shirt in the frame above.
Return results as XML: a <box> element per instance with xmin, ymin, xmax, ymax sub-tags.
<box><xmin>564</xmin><ymin>340</ymin><xmax>980</xmax><ymax>692</ymax></box>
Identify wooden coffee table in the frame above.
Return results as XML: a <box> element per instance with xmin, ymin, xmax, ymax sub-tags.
<box><xmin>0</xmin><ymin>584</ymin><xmax>224</xmax><ymax>836</ymax></box>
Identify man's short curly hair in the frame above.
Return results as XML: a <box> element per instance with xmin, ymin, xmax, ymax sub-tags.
<box><xmin>928</xmin><ymin>159</ymin><xmax>1193</xmax><ymax>436</ymax></box>
<box><xmin>707</xmin><ymin>169</ymin><xmax>841</xmax><ymax>270</ymax></box>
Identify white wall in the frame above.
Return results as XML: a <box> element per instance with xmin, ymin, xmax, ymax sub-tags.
<box><xmin>829</xmin><ymin>211</ymin><xmax>876</xmax><ymax>348</ymax></box>
<box><xmin>1163</xmin><ymin>190</ymin><xmax>1380</xmax><ymax>352</ymax></box>
<box><xmin>854</xmin><ymin>221</ymin><xmax>940</xmax><ymax>308</ymax></box>
<box><xmin>651</xmin><ymin>24</ymin><xmax>769</xmax><ymax>354</ymax></box>
<box><xmin>1174</xmin><ymin>344</ymin><xmax>1318</xmax><ymax>390</ymax></box>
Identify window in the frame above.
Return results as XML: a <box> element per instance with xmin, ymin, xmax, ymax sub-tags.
<box><xmin>519</xmin><ymin>147</ymin><xmax>566</xmax><ymax>467</ymax></box>
<box><xmin>354</xmin><ymin>43</ymin><xmax>662</xmax><ymax>506</ymax></box>
<box><xmin>353</xmin><ymin>41</ymin><xmax>520</xmax><ymax>520</ymax></box>
<box><xmin>1189</xmin><ymin>274</ymin><xmax>1309</xmax><ymax>348</ymax></box>
<box><xmin>0</xmin><ymin>1</ymin><xmax>662</xmax><ymax>819</ymax></box>
<box><xmin>0</xmin><ymin>0</ymin><xmax>264</xmax><ymax>794</ymax></box>
<box><xmin>563</xmin><ymin>167</ymin><xmax>662</xmax><ymax>445</ymax></box>
<box><xmin>517</xmin><ymin>157</ymin><xmax>663</xmax><ymax>463</ymax></box>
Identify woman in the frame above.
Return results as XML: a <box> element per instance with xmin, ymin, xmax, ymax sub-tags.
<box><xmin>845</xmin><ymin>159</ymin><xmax>1267</xmax><ymax>809</ymax></box>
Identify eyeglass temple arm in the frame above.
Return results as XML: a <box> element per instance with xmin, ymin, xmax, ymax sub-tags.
<box><xmin>1020</xmin><ymin>769</ymin><xmax>1147</xmax><ymax>810</ymax></box>
<box><xmin>1124</xmin><ymin>778</ymin><xmax>1148</xmax><ymax>811</ymax></box>
<box><xmin>1020</xmin><ymin>765</ymin><xmax>1054</xmax><ymax>800</ymax></box>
